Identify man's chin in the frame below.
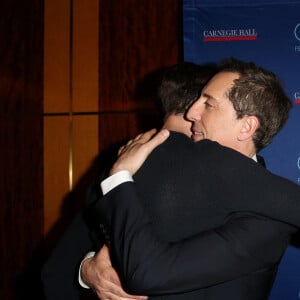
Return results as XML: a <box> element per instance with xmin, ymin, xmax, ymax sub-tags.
<box><xmin>191</xmin><ymin>134</ymin><xmax>205</xmax><ymax>142</ymax></box>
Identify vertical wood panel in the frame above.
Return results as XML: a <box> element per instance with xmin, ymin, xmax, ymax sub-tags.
<box><xmin>72</xmin><ymin>115</ymin><xmax>99</xmax><ymax>192</ymax></box>
<box><xmin>0</xmin><ymin>0</ymin><xmax>44</xmax><ymax>299</ymax></box>
<box><xmin>73</xmin><ymin>0</ymin><xmax>99</xmax><ymax>112</ymax></box>
<box><xmin>44</xmin><ymin>0</ymin><xmax>71</xmax><ymax>113</ymax></box>
<box><xmin>44</xmin><ymin>117</ymin><xmax>70</xmax><ymax>235</ymax></box>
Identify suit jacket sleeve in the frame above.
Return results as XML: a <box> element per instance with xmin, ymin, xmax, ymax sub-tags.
<box><xmin>97</xmin><ymin>182</ymin><xmax>296</xmax><ymax>296</ymax></box>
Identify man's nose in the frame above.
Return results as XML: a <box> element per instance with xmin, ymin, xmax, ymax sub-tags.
<box><xmin>186</xmin><ymin>99</ymin><xmax>202</xmax><ymax>121</ymax></box>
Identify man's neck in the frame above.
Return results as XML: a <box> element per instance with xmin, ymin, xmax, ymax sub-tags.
<box><xmin>162</xmin><ymin>114</ymin><xmax>191</xmax><ymax>137</ymax></box>
<box><xmin>234</xmin><ymin>142</ymin><xmax>256</xmax><ymax>160</ymax></box>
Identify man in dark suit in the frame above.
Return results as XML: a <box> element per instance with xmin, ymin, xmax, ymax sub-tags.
<box><xmin>80</xmin><ymin>58</ymin><xmax>300</xmax><ymax>299</ymax></box>
<box><xmin>41</xmin><ymin>62</ymin><xmax>217</xmax><ymax>300</ymax></box>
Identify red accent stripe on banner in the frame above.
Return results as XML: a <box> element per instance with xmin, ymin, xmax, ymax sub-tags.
<box><xmin>295</xmin><ymin>99</ymin><xmax>300</xmax><ymax>104</ymax></box>
<box><xmin>204</xmin><ymin>36</ymin><xmax>257</xmax><ymax>42</ymax></box>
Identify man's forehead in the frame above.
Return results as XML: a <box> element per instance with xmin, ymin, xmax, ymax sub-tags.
<box><xmin>202</xmin><ymin>71</ymin><xmax>238</xmax><ymax>99</ymax></box>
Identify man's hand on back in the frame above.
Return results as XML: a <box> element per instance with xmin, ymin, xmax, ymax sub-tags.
<box><xmin>110</xmin><ymin>129</ymin><xmax>170</xmax><ymax>176</ymax></box>
<box><xmin>81</xmin><ymin>245</ymin><xmax>148</xmax><ymax>300</ymax></box>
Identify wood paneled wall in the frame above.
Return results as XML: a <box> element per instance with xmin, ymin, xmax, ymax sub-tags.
<box><xmin>0</xmin><ymin>0</ymin><xmax>181</xmax><ymax>299</ymax></box>
<box><xmin>98</xmin><ymin>0</ymin><xmax>182</xmax><ymax>144</ymax></box>
<box><xmin>0</xmin><ymin>0</ymin><xmax>44</xmax><ymax>299</ymax></box>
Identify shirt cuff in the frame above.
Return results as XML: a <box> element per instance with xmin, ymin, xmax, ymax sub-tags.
<box><xmin>78</xmin><ymin>251</ymin><xmax>96</xmax><ymax>289</ymax></box>
<box><xmin>100</xmin><ymin>170</ymin><xmax>133</xmax><ymax>195</ymax></box>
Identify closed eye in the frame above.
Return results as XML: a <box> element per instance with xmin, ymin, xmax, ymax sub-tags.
<box><xmin>204</xmin><ymin>101</ymin><xmax>213</xmax><ymax>109</ymax></box>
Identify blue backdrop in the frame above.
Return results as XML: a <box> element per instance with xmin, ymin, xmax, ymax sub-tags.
<box><xmin>183</xmin><ymin>0</ymin><xmax>300</xmax><ymax>298</ymax></box>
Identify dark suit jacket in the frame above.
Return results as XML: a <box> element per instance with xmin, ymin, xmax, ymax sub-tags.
<box><xmin>41</xmin><ymin>140</ymin><xmax>269</xmax><ymax>300</ymax></box>
<box><xmin>96</xmin><ymin>132</ymin><xmax>300</xmax><ymax>299</ymax></box>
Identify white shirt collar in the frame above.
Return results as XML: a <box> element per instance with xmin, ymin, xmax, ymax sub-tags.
<box><xmin>252</xmin><ymin>154</ymin><xmax>258</xmax><ymax>162</ymax></box>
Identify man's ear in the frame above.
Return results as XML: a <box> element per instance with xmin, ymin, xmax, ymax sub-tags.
<box><xmin>238</xmin><ymin>116</ymin><xmax>259</xmax><ymax>141</ymax></box>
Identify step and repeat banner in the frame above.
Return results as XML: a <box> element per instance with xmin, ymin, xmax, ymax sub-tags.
<box><xmin>183</xmin><ymin>0</ymin><xmax>300</xmax><ymax>298</ymax></box>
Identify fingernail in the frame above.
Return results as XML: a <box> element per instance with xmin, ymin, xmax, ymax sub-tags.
<box><xmin>161</xmin><ymin>129</ymin><xmax>170</xmax><ymax>137</ymax></box>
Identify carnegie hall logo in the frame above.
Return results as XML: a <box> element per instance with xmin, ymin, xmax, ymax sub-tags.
<box><xmin>203</xmin><ymin>28</ymin><xmax>257</xmax><ymax>42</ymax></box>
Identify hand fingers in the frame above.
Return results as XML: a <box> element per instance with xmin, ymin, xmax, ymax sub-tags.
<box><xmin>118</xmin><ymin>129</ymin><xmax>158</xmax><ymax>156</ymax></box>
<box><xmin>112</xmin><ymin>128</ymin><xmax>169</xmax><ymax>175</ymax></box>
<box><xmin>94</xmin><ymin>265</ymin><xmax>147</xmax><ymax>299</ymax></box>
<box><xmin>102</xmin><ymin>291</ymin><xmax>148</xmax><ymax>300</ymax></box>
<box><xmin>128</xmin><ymin>129</ymin><xmax>157</xmax><ymax>146</ymax></box>
<box><xmin>118</xmin><ymin>145</ymin><xmax>125</xmax><ymax>156</ymax></box>
<box><xmin>143</xmin><ymin>129</ymin><xmax>170</xmax><ymax>155</ymax></box>
<box><xmin>133</xmin><ymin>132</ymin><xmax>145</xmax><ymax>141</ymax></box>
<box><xmin>95</xmin><ymin>278</ymin><xmax>147</xmax><ymax>299</ymax></box>
<box><xmin>135</xmin><ymin>128</ymin><xmax>157</xmax><ymax>142</ymax></box>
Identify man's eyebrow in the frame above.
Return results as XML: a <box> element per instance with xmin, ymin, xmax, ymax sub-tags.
<box><xmin>202</xmin><ymin>92</ymin><xmax>217</xmax><ymax>101</ymax></box>
<box><xmin>202</xmin><ymin>92</ymin><xmax>223</xmax><ymax>106</ymax></box>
